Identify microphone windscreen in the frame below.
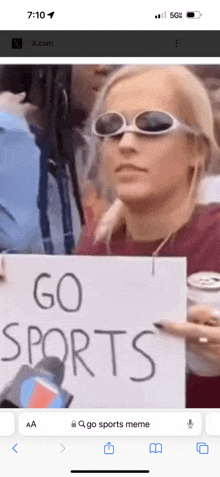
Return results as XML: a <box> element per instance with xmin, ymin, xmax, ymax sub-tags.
<box><xmin>34</xmin><ymin>357</ymin><xmax>64</xmax><ymax>386</ymax></box>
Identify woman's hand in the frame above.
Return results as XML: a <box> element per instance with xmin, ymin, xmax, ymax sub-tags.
<box><xmin>154</xmin><ymin>305</ymin><xmax>220</xmax><ymax>373</ymax></box>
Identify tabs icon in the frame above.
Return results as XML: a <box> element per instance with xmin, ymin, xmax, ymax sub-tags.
<box><xmin>197</xmin><ymin>442</ymin><xmax>209</xmax><ymax>454</ymax></box>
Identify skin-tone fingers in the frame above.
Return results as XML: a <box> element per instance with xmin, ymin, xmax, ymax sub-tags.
<box><xmin>154</xmin><ymin>321</ymin><xmax>220</xmax><ymax>342</ymax></box>
<box><xmin>153</xmin><ymin>306</ymin><xmax>220</xmax><ymax>343</ymax></box>
<box><xmin>188</xmin><ymin>305</ymin><xmax>220</xmax><ymax>326</ymax></box>
<box><xmin>153</xmin><ymin>308</ymin><xmax>220</xmax><ymax>367</ymax></box>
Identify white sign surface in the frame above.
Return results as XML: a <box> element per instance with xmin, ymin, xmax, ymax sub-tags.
<box><xmin>0</xmin><ymin>255</ymin><xmax>187</xmax><ymax>408</ymax></box>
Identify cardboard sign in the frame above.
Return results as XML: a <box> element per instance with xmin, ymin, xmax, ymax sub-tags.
<box><xmin>0</xmin><ymin>255</ymin><xmax>187</xmax><ymax>408</ymax></box>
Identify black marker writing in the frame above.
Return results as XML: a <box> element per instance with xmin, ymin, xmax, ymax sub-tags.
<box><xmin>57</xmin><ymin>273</ymin><xmax>82</xmax><ymax>312</ymax></box>
<box><xmin>1</xmin><ymin>324</ymin><xmax>156</xmax><ymax>382</ymax></box>
<box><xmin>33</xmin><ymin>272</ymin><xmax>82</xmax><ymax>312</ymax></box>
<box><xmin>94</xmin><ymin>330</ymin><xmax>126</xmax><ymax>376</ymax></box>
<box><xmin>1</xmin><ymin>323</ymin><xmax>21</xmax><ymax>361</ymax></box>
<box><xmin>33</xmin><ymin>273</ymin><xmax>54</xmax><ymax>309</ymax></box>
<box><xmin>71</xmin><ymin>329</ymin><xmax>94</xmax><ymax>377</ymax></box>
<box><xmin>28</xmin><ymin>326</ymin><xmax>43</xmax><ymax>364</ymax></box>
<box><xmin>42</xmin><ymin>328</ymin><xmax>68</xmax><ymax>362</ymax></box>
<box><xmin>130</xmin><ymin>331</ymin><xmax>155</xmax><ymax>382</ymax></box>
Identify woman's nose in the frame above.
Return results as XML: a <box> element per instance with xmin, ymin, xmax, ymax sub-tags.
<box><xmin>118</xmin><ymin>132</ymin><xmax>140</xmax><ymax>154</ymax></box>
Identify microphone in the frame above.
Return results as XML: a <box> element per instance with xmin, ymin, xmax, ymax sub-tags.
<box><xmin>187</xmin><ymin>419</ymin><xmax>194</xmax><ymax>429</ymax></box>
<box><xmin>0</xmin><ymin>357</ymin><xmax>73</xmax><ymax>408</ymax></box>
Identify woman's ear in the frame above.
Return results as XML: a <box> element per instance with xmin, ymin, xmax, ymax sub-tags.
<box><xmin>190</xmin><ymin>136</ymin><xmax>209</xmax><ymax>171</ymax></box>
<box><xmin>198</xmin><ymin>135</ymin><xmax>209</xmax><ymax>157</ymax></box>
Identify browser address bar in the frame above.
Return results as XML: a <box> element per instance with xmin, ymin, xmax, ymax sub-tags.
<box><xmin>18</xmin><ymin>412</ymin><xmax>202</xmax><ymax>436</ymax></box>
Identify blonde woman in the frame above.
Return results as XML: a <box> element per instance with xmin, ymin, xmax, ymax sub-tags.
<box><xmin>77</xmin><ymin>65</ymin><xmax>220</xmax><ymax>407</ymax></box>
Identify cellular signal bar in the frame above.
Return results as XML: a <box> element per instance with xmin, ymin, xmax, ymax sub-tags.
<box><xmin>155</xmin><ymin>11</ymin><xmax>166</xmax><ymax>18</ymax></box>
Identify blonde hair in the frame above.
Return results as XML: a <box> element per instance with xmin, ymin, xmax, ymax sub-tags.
<box><xmin>84</xmin><ymin>65</ymin><xmax>220</xmax><ymax>243</ymax></box>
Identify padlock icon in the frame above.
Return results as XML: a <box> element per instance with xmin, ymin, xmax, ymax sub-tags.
<box><xmin>71</xmin><ymin>420</ymin><xmax>76</xmax><ymax>427</ymax></box>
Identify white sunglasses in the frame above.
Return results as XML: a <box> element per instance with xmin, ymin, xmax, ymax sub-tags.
<box><xmin>92</xmin><ymin>110</ymin><xmax>202</xmax><ymax>138</ymax></box>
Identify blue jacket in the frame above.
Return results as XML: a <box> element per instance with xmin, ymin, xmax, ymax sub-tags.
<box><xmin>0</xmin><ymin>112</ymin><xmax>81</xmax><ymax>254</ymax></box>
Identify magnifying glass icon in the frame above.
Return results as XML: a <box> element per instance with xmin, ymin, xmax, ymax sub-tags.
<box><xmin>78</xmin><ymin>420</ymin><xmax>86</xmax><ymax>428</ymax></box>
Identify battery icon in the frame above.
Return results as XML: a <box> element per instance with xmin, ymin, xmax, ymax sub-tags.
<box><xmin>186</xmin><ymin>11</ymin><xmax>202</xmax><ymax>18</ymax></box>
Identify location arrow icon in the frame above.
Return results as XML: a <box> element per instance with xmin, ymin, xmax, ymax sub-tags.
<box><xmin>47</xmin><ymin>12</ymin><xmax>55</xmax><ymax>18</ymax></box>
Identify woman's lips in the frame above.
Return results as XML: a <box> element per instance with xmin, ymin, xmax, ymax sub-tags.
<box><xmin>116</xmin><ymin>164</ymin><xmax>148</xmax><ymax>173</ymax></box>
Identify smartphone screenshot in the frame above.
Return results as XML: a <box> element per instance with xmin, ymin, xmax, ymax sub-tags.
<box><xmin>0</xmin><ymin>3</ymin><xmax>220</xmax><ymax>475</ymax></box>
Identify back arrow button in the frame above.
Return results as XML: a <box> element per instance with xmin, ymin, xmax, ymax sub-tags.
<box><xmin>12</xmin><ymin>444</ymin><xmax>18</xmax><ymax>453</ymax></box>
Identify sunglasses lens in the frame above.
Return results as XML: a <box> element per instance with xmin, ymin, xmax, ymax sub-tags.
<box><xmin>95</xmin><ymin>113</ymin><xmax>124</xmax><ymax>135</ymax></box>
<box><xmin>136</xmin><ymin>111</ymin><xmax>173</xmax><ymax>132</ymax></box>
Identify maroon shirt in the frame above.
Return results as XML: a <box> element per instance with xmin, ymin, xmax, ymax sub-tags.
<box><xmin>76</xmin><ymin>204</ymin><xmax>220</xmax><ymax>407</ymax></box>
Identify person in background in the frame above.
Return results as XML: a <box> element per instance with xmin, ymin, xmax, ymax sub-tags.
<box><xmin>0</xmin><ymin>66</ymin><xmax>85</xmax><ymax>254</ymax></box>
<box><xmin>0</xmin><ymin>91</ymin><xmax>46</xmax><ymax>253</ymax></box>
